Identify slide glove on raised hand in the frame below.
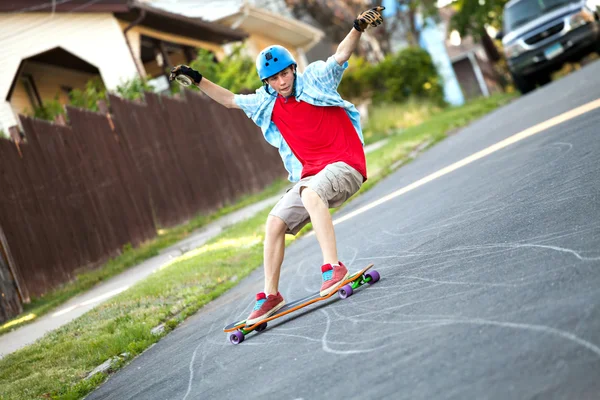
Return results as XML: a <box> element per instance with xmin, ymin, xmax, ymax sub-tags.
<box><xmin>353</xmin><ymin>6</ymin><xmax>385</xmax><ymax>32</ymax></box>
<box><xmin>169</xmin><ymin>65</ymin><xmax>203</xmax><ymax>86</ymax></box>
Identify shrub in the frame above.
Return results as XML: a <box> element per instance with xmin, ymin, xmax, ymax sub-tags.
<box><xmin>190</xmin><ymin>48</ymin><xmax>220</xmax><ymax>83</ymax></box>
<box><xmin>69</xmin><ymin>77</ymin><xmax>107</xmax><ymax>112</ymax></box>
<box><xmin>26</xmin><ymin>75</ymin><xmax>149</xmax><ymax>122</ymax></box>
<box><xmin>31</xmin><ymin>94</ymin><xmax>65</xmax><ymax>121</ymax></box>
<box><xmin>337</xmin><ymin>55</ymin><xmax>376</xmax><ymax>101</ymax></box>
<box><xmin>115</xmin><ymin>76</ymin><xmax>153</xmax><ymax>101</ymax></box>
<box><xmin>190</xmin><ymin>44</ymin><xmax>261</xmax><ymax>93</ymax></box>
<box><xmin>339</xmin><ymin>47</ymin><xmax>445</xmax><ymax>106</ymax></box>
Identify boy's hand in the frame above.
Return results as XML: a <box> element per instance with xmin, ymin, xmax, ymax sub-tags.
<box><xmin>169</xmin><ymin>65</ymin><xmax>203</xmax><ymax>86</ymax></box>
<box><xmin>353</xmin><ymin>6</ymin><xmax>385</xmax><ymax>32</ymax></box>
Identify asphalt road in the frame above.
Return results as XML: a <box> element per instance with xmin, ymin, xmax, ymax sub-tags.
<box><xmin>86</xmin><ymin>60</ymin><xmax>600</xmax><ymax>400</ymax></box>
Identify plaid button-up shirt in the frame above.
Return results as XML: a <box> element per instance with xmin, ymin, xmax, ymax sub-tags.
<box><xmin>234</xmin><ymin>56</ymin><xmax>364</xmax><ymax>182</ymax></box>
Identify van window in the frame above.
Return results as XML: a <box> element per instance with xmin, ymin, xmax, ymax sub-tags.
<box><xmin>504</xmin><ymin>0</ymin><xmax>578</xmax><ymax>32</ymax></box>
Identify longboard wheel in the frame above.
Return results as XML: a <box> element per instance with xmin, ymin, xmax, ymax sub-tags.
<box><xmin>230</xmin><ymin>331</ymin><xmax>244</xmax><ymax>345</ymax></box>
<box><xmin>338</xmin><ymin>284</ymin><xmax>353</xmax><ymax>299</ymax></box>
<box><xmin>365</xmin><ymin>270</ymin><xmax>380</xmax><ymax>284</ymax></box>
<box><xmin>256</xmin><ymin>322</ymin><xmax>268</xmax><ymax>332</ymax></box>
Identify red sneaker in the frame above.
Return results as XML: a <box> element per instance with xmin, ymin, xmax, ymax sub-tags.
<box><xmin>320</xmin><ymin>262</ymin><xmax>350</xmax><ymax>296</ymax></box>
<box><xmin>245</xmin><ymin>292</ymin><xmax>285</xmax><ymax>326</ymax></box>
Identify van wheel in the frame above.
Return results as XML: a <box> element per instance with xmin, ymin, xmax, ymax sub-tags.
<box><xmin>510</xmin><ymin>71</ymin><xmax>536</xmax><ymax>94</ymax></box>
<box><xmin>536</xmin><ymin>73</ymin><xmax>551</xmax><ymax>86</ymax></box>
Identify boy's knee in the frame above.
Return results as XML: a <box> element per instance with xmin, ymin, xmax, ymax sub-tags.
<box><xmin>300</xmin><ymin>186</ymin><xmax>323</xmax><ymax>206</ymax></box>
<box><xmin>265</xmin><ymin>215</ymin><xmax>287</xmax><ymax>238</ymax></box>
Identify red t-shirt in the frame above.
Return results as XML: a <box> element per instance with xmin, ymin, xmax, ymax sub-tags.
<box><xmin>271</xmin><ymin>95</ymin><xmax>367</xmax><ymax>181</ymax></box>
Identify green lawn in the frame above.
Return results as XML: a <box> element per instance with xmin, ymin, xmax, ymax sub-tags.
<box><xmin>0</xmin><ymin>93</ymin><xmax>516</xmax><ymax>400</ymax></box>
<box><xmin>362</xmin><ymin>99</ymin><xmax>444</xmax><ymax>145</ymax></box>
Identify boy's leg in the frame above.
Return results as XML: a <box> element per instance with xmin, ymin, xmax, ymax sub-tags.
<box><xmin>300</xmin><ymin>188</ymin><xmax>338</xmax><ymax>265</ymax></box>
<box><xmin>263</xmin><ymin>215</ymin><xmax>287</xmax><ymax>295</ymax></box>
<box><xmin>263</xmin><ymin>179</ymin><xmax>312</xmax><ymax>291</ymax></box>
<box><xmin>300</xmin><ymin>162</ymin><xmax>363</xmax><ymax>263</ymax></box>
<box><xmin>245</xmin><ymin>182</ymin><xmax>309</xmax><ymax>326</ymax></box>
<box><xmin>246</xmin><ymin>163</ymin><xmax>363</xmax><ymax>325</ymax></box>
<box><xmin>244</xmin><ymin>215</ymin><xmax>287</xmax><ymax>326</ymax></box>
<box><xmin>300</xmin><ymin>162</ymin><xmax>364</xmax><ymax>295</ymax></box>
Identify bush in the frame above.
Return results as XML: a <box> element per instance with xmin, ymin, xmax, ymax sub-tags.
<box><xmin>115</xmin><ymin>76</ymin><xmax>153</xmax><ymax>101</ymax></box>
<box><xmin>190</xmin><ymin>44</ymin><xmax>261</xmax><ymax>93</ymax></box>
<box><xmin>338</xmin><ymin>47</ymin><xmax>445</xmax><ymax>106</ymax></box>
<box><xmin>26</xmin><ymin>75</ymin><xmax>150</xmax><ymax>122</ymax></box>
<box><xmin>69</xmin><ymin>77</ymin><xmax>107</xmax><ymax>112</ymax></box>
<box><xmin>31</xmin><ymin>94</ymin><xmax>65</xmax><ymax>121</ymax></box>
<box><xmin>337</xmin><ymin>55</ymin><xmax>376</xmax><ymax>101</ymax></box>
<box><xmin>29</xmin><ymin>73</ymin><xmax>160</xmax><ymax>122</ymax></box>
<box><xmin>372</xmin><ymin>47</ymin><xmax>445</xmax><ymax>105</ymax></box>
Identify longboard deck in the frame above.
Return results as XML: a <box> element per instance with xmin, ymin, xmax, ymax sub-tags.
<box><xmin>223</xmin><ymin>263</ymin><xmax>374</xmax><ymax>333</ymax></box>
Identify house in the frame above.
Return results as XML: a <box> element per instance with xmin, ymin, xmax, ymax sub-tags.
<box><xmin>0</xmin><ymin>0</ymin><xmax>247</xmax><ymax>134</ymax></box>
<box><xmin>149</xmin><ymin>0</ymin><xmax>325</xmax><ymax>72</ymax></box>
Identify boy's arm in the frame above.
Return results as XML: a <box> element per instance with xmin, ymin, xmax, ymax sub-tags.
<box><xmin>333</xmin><ymin>6</ymin><xmax>385</xmax><ymax>66</ymax></box>
<box><xmin>333</xmin><ymin>29</ymin><xmax>362</xmax><ymax>66</ymax></box>
<box><xmin>169</xmin><ymin>65</ymin><xmax>240</xmax><ymax>109</ymax></box>
<box><xmin>198</xmin><ymin>78</ymin><xmax>240</xmax><ymax>109</ymax></box>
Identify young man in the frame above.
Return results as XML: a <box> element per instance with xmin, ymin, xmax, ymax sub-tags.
<box><xmin>169</xmin><ymin>6</ymin><xmax>385</xmax><ymax>326</ymax></box>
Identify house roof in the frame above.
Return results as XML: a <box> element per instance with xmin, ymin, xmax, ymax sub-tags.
<box><xmin>0</xmin><ymin>0</ymin><xmax>247</xmax><ymax>44</ymax></box>
<box><xmin>150</xmin><ymin>1</ymin><xmax>323</xmax><ymax>51</ymax></box>
<box><xmin>149</xmin><ymin>0</ymin><xmax>241</xmax><ymax>22</ymax></box>
<box><xmin>215</xmin><ymin>4</ymin><xmax>324</xmax><ymax>50</ymax></box>
<box><xmin>0</xmin><ymin>0</ymin><xmax>131</xmax><ymax>13</ymax></box>
<box><xmin>118</xmin><ymin>2</ymin><xmax>247</xmax><ymax>44</ymax></box>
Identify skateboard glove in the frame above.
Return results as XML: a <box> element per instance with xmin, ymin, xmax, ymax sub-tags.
<box><xmin>353</xmin><ymin>6</ymin><xmax>385</xmax><ymax>32</ymax></box>
<box><xmin>169</xmin><ymin>65</ymin><xmax>203</xmax><ymax>86</ymax></box>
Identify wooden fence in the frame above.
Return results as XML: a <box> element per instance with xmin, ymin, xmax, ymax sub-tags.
<box><xmin>0</xmin><ymin>90</ymin><xmax>285</xmax><ymax>320</ymax></box>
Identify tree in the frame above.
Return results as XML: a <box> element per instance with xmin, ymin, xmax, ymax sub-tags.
<box><xmin>284</xmin><ymin>0</ymin><xmax>440</xmax><ymax>61</ymax></box>
<box><xmin>395</xmin><ymin>0</ymin><xmax>439</xmax><ymax>46</ymax></box>
<box><xmin>450</xmin><ymin>0</ymin><xmax>507</xmax><ymax>35</ymax></box>
<box><xmin>284</xmin><ymin>0</ymin><xmax>389</xmax><ymax>61</ymax></box>
<box><xmin>449</xmin><ymin>0</ymin><xmax>510</xmax><ymax>89</ymax></box>
<box><xmin>450</xmin><ymin>0</ymin><xmax>509</xmax><ymax>62</ymax></box>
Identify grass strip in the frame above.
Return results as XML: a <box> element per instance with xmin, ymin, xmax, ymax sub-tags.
<box><xmin>0</xmin><ymin>93</ymin><xmax>515</xmax><ymax>399</ymax></box>
<box><xmin>362</xmin><ymin>99</ymin><xmax>444</xmax><ymax>145</ymax></box>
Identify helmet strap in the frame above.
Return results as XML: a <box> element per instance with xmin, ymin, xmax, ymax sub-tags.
<box><xmin>262</xmin><ymin>80</ymin><xmax>271</xmax><ymax>95</ymax></box>
<box><xmin>291</xmin><ymin>69</ymin><xmax>297</xmax><ymax>97</ymax></box>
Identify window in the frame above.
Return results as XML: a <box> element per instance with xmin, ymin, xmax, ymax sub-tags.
<box><xmin>504</xmin><ymin>0</ymin><xmax>580</xmax><ymax>32</ymax></box>
<box><xmin>21</xmin><ymin>74</ymin><xmax>42</xmax><ymax>109</ymax></box>
<box><xmin>60</xmin><ymin>85</ymin><xmax>73</xmax><ymax>96</ymax></box>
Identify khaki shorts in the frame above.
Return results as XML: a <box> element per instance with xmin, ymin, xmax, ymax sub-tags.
<box><xmin>270</xmin><ymin>162</ymin><xmax>363</xmax><ymax>235</ymax></box>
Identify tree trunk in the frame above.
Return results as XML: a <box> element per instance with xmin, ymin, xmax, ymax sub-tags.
<box><xmin>409</xmin><ymin>8</ymin><xmax>420</xmax><ymax>46</ymax></box>
<box><xmin>479</xmin><ymin>28</ymin><xmax>508</xmax><ymax>90</ymax></box>
<box><xmin>479</xmin><ymin>28</ymin><xmax>501</xmax><ymax>62</ymax></box>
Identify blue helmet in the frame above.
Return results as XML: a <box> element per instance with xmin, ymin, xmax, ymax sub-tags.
<box><xmin>256</xmin><ymin>45</ymin><xmax>297</xmax><ymax>81</ymax></box>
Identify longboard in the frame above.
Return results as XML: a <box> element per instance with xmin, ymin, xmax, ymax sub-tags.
<box><xmin>224</xmin><ymin>263</ymin><xmax>379</xmax><ymax>344</ymax></box>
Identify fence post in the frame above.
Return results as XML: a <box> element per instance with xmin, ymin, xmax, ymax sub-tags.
<box><xmin>97</xmin><ymin>100</ymin><xmax>118</xmax><ymax>142</ymax></box>
<box><xmin>8</xmin><ymin>126</ymin><xmax>22</xmax><ymax>158</ymax></box>
<box><xmin>54</xmin><ymin>113</ymin><xmax>67</xmax><ymax>126</ymax></box>
<box><xmin>0</xmin><ymin>225</ymin><xmax>28</xmax><ymax>306</ymax></box>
